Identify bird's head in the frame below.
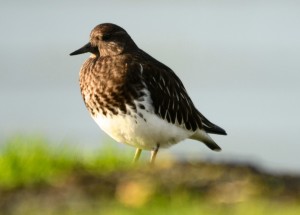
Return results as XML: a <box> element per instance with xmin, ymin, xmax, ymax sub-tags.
<box><xmin>70</xmin><ymin>23</ymin><xmax>138</xmax><ymax>57</ymax></box>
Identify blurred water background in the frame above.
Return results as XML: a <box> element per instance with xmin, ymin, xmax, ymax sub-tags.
<box><xmin>1</xmin><ymin>0</ymin><xmax>299</xmax><ymax>173</ymax></box>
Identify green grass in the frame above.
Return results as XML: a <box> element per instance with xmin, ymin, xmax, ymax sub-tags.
<box><xmin>0</xmin><ymin>136</ymin><xmax>299</xmax><ymax>215</ymax></box>
<box><xmin>0</xmin><ymin>136</ymin><xmax>71</xmax><ymax>188</ymax></box>
<box><xmin>99</xmin><ymin>199</ymin><xmax>300</xmax><ymax>215</ymax></box>
<box><xmin>5</xmin><ymin>195</ymin><xmax>300</xmax><ymax>215</ymax></box>
<box><xmin>0</xmin><ymin>136</ymin><xmax>131</xmax><ymax>189</ymax></box>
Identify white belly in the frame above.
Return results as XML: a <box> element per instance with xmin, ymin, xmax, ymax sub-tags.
<box><xmin>92</xmin><ymin>108</ymin><xmax>194</xmax><ymax>150</ymax></box>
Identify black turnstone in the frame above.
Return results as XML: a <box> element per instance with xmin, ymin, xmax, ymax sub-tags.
<box><xmin>70</xmin><ymin>23</ymin><xmax>227</xmax><ymax>164</ymax></box>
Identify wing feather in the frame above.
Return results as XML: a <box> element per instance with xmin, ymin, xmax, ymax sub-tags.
<box><xmin>140</xmin><ymin>61</ymin><xmax>226</xmax><ymax>135</ymax></box>
<box><xmin>128</xmin><ymin>50</ymin><xmax>226</xmax><ymax>135</ymax></box>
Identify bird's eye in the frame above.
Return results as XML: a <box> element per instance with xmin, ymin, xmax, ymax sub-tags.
<box><xmin>102</xmin><ymin>34</ymin><xmax>112</xmax><ymax>41</ymax></box>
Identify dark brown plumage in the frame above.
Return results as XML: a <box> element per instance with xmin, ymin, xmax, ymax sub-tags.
<box><xmin>70</xmin><ymin>23</ymin><xmax>226</xmax><ymax>163</ymax></box>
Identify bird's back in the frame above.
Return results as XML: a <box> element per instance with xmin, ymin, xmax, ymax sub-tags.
<box><xmin>79</xmin><ymin>49</ymin><xmax>225</xmax><ymax>150</ymax></box>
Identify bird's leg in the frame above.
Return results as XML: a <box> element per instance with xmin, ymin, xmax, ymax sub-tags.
<box><xmin>150</xmin><ymin>144</ymin><xmax>160</xmax><ymax>164</ymax></box>
<box><xmin>133</xmin><ymin>148</ymin><xmax>142</xmax><ymax>163</ymax></box>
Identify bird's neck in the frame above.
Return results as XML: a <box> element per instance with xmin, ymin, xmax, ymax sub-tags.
<box><xmin>100</xmin><ymin>41</ymin><xmax>138</xmax><ymax>57</ymax></box>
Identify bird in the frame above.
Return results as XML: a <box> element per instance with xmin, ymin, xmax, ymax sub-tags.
<box><xmin>70</xmin><ymin>23</ymin><xmax>226</xmax><ymax>164</ymax></box>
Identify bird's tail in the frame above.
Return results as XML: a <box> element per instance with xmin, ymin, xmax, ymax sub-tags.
<box><xmin>197</xmin><ymin>110</ymin><xmax>227</xmax><ymax>135</ymax></box>
<box><xmin>190</xmin><ymin>129</ymin><xmax>222</xmax><ymax>151</ymax></box>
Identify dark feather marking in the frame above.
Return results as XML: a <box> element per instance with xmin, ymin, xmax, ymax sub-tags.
<box><xmin>137</xmin><ymin>57</ymin><xmax>225</xmax><ymax>134</ymax></box>
<box><xmin>139</xmin><ymin>104</ymin><xmax>145</xmax><ymax>110</ymax></box>
<box><xmin>78</xmin><ymin>27</ymin><xmax>226</xmax><ymax>136</ymax></box>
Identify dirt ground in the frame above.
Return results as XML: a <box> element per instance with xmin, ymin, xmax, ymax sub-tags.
<box><xmin>0</xmin><ymin>161</ymin><xmax>299</xmax><ymax>214</ymax></box>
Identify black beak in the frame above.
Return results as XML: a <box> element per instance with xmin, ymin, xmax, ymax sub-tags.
<box><xmin>69</xmin><ymin>42</ymin><xmax>98</xmax><ymax>56</ymax></box>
